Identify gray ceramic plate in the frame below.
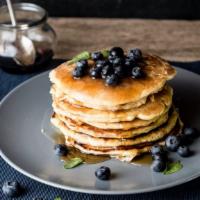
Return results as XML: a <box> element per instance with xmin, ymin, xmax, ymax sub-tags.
<box><xmin>0</xmin><ymin>67</ymin><xmax>200</xmax><ymax>195</ymax></box>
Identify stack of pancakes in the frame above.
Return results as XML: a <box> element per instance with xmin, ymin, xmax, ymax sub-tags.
<box><xmin>49</xmin><ymin>54</ymin><xmax>183</xmax><ymax>162</ymax></box>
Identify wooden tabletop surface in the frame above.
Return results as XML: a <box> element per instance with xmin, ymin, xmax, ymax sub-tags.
<box><xmin>49</xmin><ymin>18</ymin><xmax>200</xmax><ymax>62</ymax></box>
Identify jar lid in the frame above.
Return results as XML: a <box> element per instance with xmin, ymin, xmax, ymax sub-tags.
<box><xmin>0</xmin><ymin>3</ymin><xmax>48</xmax><ymax>30</ymax></box>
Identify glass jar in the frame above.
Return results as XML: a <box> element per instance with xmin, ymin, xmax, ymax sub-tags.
<box><xmin>0</xmin><ymin>3</ymin><xmax>56</xmax><ymax>73</ymax></box>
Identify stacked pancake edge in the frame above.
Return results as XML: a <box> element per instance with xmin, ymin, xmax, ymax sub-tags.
<box><xmin>49</xmin><ymin>54</ymin><xmax>183</xmax><ymax>162</ymax></box>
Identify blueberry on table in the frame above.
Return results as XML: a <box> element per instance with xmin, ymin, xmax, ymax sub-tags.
<box><xmin>76</xmin><ymin>59</ymin><xmax>88</xmax><ymax>69</ymax></box>
<box><xmin>128</xmin><ymin>48</ymin><xmax>142</xmax><ymax>61</ymax></box>
<box><xmin>91</xmin><ymin>52</ymin><xmax>103</xmax><ymax>61</ymax></box>
<box><xmin>131</xmin><ymin>66</ymin><xmax>144</xmax><ymax>78</ymax></box>
<box><xmin>89</xmin><ymin>67</ymin><xmax>102</xmax><ymax>79</ymax></box>
<box><xmin>177</xmin><ymin>145</ymin><xmax>191</xmax><ymax>157</ymax></box>
<box><xmin>54</xmin><ymin>144</ymin><xmax>68</xmax><ymax>156</ymax></box>
<box><xmin>183</xmin><ymin>126</ymin><xmax>199</xmax><ymax>139</ymax></box>
<box><xmin>165</xmin><ymin>135</ymin><xmax>181</xmax><ymax>152</ymax></box>
<box><xmin>2</xmin><ymin>181</ymin><xmax>22</xmax><ymax>197</ymax></box>
<box><xmin>72</xmin><ymin>67</ymin><xmax>85</xmax><ymax>78</ymax></box>
<box><xmin>105</xmin><ymin>74</ymin><xmax>119</xmax><ymax>86</ymax></box>
<box><xmin>151</xmin><ymin>160</ymin><xmax>166</xmax><ymax>172</ymax></box>
<box><xmin>95</xmin><ymin>166</ymin><xmax>111</xmax><ymax>180</ymax></box>
<box><xmin>109</xmin><ymin>47</ymin><xmax>124</xmax><ymax>58</ymax></box>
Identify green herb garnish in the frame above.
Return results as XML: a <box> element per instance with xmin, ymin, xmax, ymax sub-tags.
<box><xmin>54</xmin><ymin>197</ymin><xmax>61</xmax><ymax>200</ymax></box>
<box><xmin>67</xmin><ymin>51</ymin><xmax>91</xmax><ymax>64</ymax></box>
<box><xmin>163</xmin><ymin>161</ymin><xmax>183</xmax><ymax>175</ymax></box>
<box><xmin>101</xmin><ymin>49</ymin><xmax>109</xmax><ymax>58</ymax></box>
<box><xmin>64</xmin><ymin>157</ymin><xmax>83</xmax><ymax>169</ymax></box>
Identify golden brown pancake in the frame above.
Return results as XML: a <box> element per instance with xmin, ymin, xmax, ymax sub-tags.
<box><xmin>51</xmin><ymin>108</ymin><xmax>178</xmax><ymax>148</ymax></box>
<box><xmin>52</xmin><ymin>85</ymin><xmax>172</xmax><ymax>123</ymax></box>
<box><xmin>64</xmin><ymin>118</ymin><xmax>183</xmax><ymax>162</ymax></box>
<box><xmin>55</xmin><ymin>111</ymin><xmax>168</xmax><ymax>139</ymax></box>
<box><xmin>49</xmin><ymin>54</ymin><xmax>176</xmax><ymax>109</ymax></box>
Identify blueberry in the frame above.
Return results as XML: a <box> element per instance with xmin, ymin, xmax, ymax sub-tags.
<box><xmin>128</xmin><ymin>48</ymin><xmax>142</xmax><ymax>61</ymax></box>
<box><xmin>183</xmin><ymin>126</ymin><xmax>199</xmax><ymax>139</ymax></box>
<box><xmin>109</xmin><ymin>47</ymin><xmax>124</xmax><ymax>58</ymax></box>
<box><xmin>95</xmin><ymin>166</ymin><xmax>111</xmax><ymax>180</ymax></box>
<box><xmin>89</xmin><ymin>67</ymin><xmax>102</xmax><ymax>79</ymax></box>
<box><xmin>108</xmin><ymin>55</ymin><xmax>115</xmax><ymax>63</ymax></box>
<box><xmin>151</xmin><ymin>145</ymin><xmax>165</xmax><ymax>155</ymax></box>
<box><xmin>96</xmin><ymin>60</ymin><xmax>108</xmax><ymax>68</ymax></box>
<box><xmin>72</xmin><ymin>67</ymin><xmax>84</xmax><ymax>78</ymax></box>
<box><xmin>114</xmin><ymin>66</ymin><xmax>124</xmax><ymax>77</ymax></box>
<box><xmin>131</xmin><ymin>66</ymin><xmax>144</xmax><ymax>78</ymax></box>
<box><xmin>151</xmin><ymin>160</ymin><xmax>166</xmax><ymax>172</ymax></box>
<box><xmin>105</xmin><ymin>74</ymin><xmax>119</xmax><ymax>86</ymax></box>
<box><xmin>54</xmin><ymin>144</ymin><xmax>68</xmax><ymax>156</ymax></box>
<box><xmin>177</xmin><ymin>145</ymin><xmax>191</xmax><ymax>157</ymax></box>
<box><xmin>2</xmin><ymin>181</ymin><xmax>22</xmax><ymax>197</ymax></box>
<box><xmin>91</xmin><ymin>52</ymin><xmax>103</xmax><ymax>61</ymax></box>
<box><xmin>165</xmin><ymin>135</ymin><xmax>181</xmax><ymax>152</ymax></box>
<box><xmin>76</xmin><ymin>59</ymin><xmax>88</xmax><ymax>69</ymax></box>
<box><xmin>112</xmin><ymin>57</ymin><xmax>124</xmax><ymax>67</ymax></box>
<box><xmin>101</xmin><ymin>64</ymin><xmax>113</xmax><ymax>79</ymax></box>
<box><xmin>152</xmin><ymin>154</ymin><xmax>166</xmax><ymax>161</ymax></box>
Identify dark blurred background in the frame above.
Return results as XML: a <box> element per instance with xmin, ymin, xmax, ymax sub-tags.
<box><xmin>1</xmin><ymin>0</ymin><xmax>200</xmax><ymax>19</ymax></box>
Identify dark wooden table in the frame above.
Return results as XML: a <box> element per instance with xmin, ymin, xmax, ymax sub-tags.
<box><xmin>49</xmin><ymin>18</ymin><xmax>200</xmax><ymax>61</ymax></box>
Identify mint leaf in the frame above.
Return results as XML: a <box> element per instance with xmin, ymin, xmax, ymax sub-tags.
<box><xmin>163</xmin><ymin>161</ymin><xmax>183</xmax><ymax>175</ymax></box>
<box><xmin>101</xmin><ymin>49</ymin><xmax>109</xmax><ymax>58</ymax></box>
<box><xmin>68</xmin><ymin>51</ymin><xmax>91</xmax><ymax>64</ymax></box>
<box><xmin>54</xmin><ymin>197</ymin><xmax>61</xmax><ymax>200</ymax></box>
<box><xmin>64</xmin><ymin>157</ymin><xmax>83</xmax><ymax>169</ymax></box>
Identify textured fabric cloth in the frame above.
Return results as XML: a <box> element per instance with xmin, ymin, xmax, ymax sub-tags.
<box><xmin>0</xmin><ymin>59</ymin><xmax>200</xmax><ymax>200</ymax></box>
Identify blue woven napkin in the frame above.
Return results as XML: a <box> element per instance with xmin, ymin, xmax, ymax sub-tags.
<box><xmin>0</xmin><ymin>59</ymin><xmax>200</xmax><ymax>200</ymax></box>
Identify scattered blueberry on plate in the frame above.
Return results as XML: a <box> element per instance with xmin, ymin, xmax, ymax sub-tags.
<box><xmin>54</xmin><ymin>144</ymin><xmax>68</xmax><ymax>156</ymax></box>
<box><xmin>95</xmin><ymin>166</ymin><xmax>111</xmax><ymax>180</ymax></box>
<box><xmin>165</xmin><ymin>135</ymin><xmax>181</xmax><ymax>152</ymax></box>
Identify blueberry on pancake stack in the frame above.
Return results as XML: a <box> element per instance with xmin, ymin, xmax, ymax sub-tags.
<box><xmin>49</xmin><ymin>47</ymin><xmax>183</xmax><ymax>162</ymax></box>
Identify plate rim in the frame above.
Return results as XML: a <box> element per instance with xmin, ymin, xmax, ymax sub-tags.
<box><xmin>1</xmin><ymin>67</ymin><xmax>200</xmax><ymax>195</ymax></box>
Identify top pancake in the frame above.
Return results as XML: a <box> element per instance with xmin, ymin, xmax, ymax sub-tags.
<box><xmin>49</xmin><ymin>54</ymin><xmax>176</xmax><ymax>108</ymax></box>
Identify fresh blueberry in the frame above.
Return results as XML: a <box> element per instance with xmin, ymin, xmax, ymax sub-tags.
<box><xmin>33</xmin><ymin>198</ymin><xmax>43</xmax><ymax>200</ymax></box>
<box><xmin>96</xmin><ymin>60</ymin><xmax>108</xmax><ymax>68</ymax></box>
<box><xmin>72</xmin><ymin>67</ymin><xmax>84</xmax><ymax>78</ymax></box>
<box><xmin>109</xmin><ymin>47</ymin><xmax>124</xmax><ymax>58</ymax></box>
<box><xmin>91</xmin><ymin>52</ymin><xmax>103</xmax><ymax>61</ymax></box>
<box><xmin>89</xmin><ymin>67</ymin><xmax>102</xmax><ymax>79</ymax></box>
<box><xmin>183</xmin><ymin>126</ymin><xmax>199</xmax><ymax>139</ymax></box>
<box><xmin>112</xmin><ymin>57</ymin><xmax>124</xmax><ymax>67</ymax></box>
<box><xmin>76</xmin><ymin>59</ymin><xmax>88</xmax><ymax>69</ymax></box>
<box><xmin>101</xmin><ymin>64</ymin><xmax>113</xmax><ymax>79</ymax></box>
<box><xmin>54</xmin><ymin>144</ymin><xmax>68</xmax><ymax>156</ymax></box>
<box><xmin>108</xmin><ymin>55</ymin><xmax>115</xmax><ymax>63</ymax></box>
<box><xmin>2</xmin><ymin>181</ymin><xmax>22</xmax><ymax>197</ymax></box>
<box><xmin>151</xmin><ymin>145</ymin><xmax>165</xmax><ymax>155</ymax></box>
<box><xmin>151</xmin><ymin>160</ymin><xmax>166</xmax><ymax>172</ymax></box>
<box><xmin>95</xmin><ymin>166</ymin><xmax>111</xmax><ymax>180</ymax></box>
<box><xmin>152</xmin><ymin>153</ymin><xmax>166</xmax><ymax>161</ymax></box>
<box><xmin>131</xmin><ymin>66</ymin><xmax>144</xmax><ymax>78</ymax></box>
<box><xmin>105</xmin><ymin>74</ymin><xmax>119</xmax><ymax>86</ymax></box>
<box><xmin>114</xmin><ymin>66</ymin><xmax>124</xmax><ymax>77</ymax></box>
<box><xmin>177</xmin><ymin>145</ymin><xmax>191</xmax><ymax>157</ymax></box>
<box><xmin>128</xmin><ymin>48</ymin><xmax>142</xmax><ymax>61</ymax></box>
<box><xmin>165</xmin><ymin>135</ymin><xmax>181</xmax><ymax>152</ymax></box>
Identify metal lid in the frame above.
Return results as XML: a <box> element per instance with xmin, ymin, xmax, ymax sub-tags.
<box><xmin>0</xmin><ymin>3</ymin><xmax>48</xmax><ymax>30</ymax></box>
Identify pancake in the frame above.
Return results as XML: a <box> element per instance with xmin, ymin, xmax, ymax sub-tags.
<box><xmin>51</xmin><ymin>108</ymin><xmax>178</xmax><ymax>148</ymax></box>
<box><xmin>52</xmin><ymin>85</ymin><xmax>173</xmax><ymax>123</ymax></box>
<box><xmin>49</xmin><ymin>54</ymin><xmax>176</xmax><ymax>109</ymax></box>
<box><xmin>50</xmin><ymin>84</ymin><xmax>148</xmax><ymax>111</ymax></box>
<box><xmin>64</xmin><ymin>118</ymin><xmax>183</xmax><ymax>162</ymax></box>
<box><xmin>55</xmin><ymin>111</ymin><xmax>169</xmax><ymax>139</ymax></box>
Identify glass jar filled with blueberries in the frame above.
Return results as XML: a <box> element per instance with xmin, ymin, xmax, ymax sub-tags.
<box><xmin>0</xmin><ymin>3</ymin><xmax>56</xmax><ymax>73</ymax></box>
